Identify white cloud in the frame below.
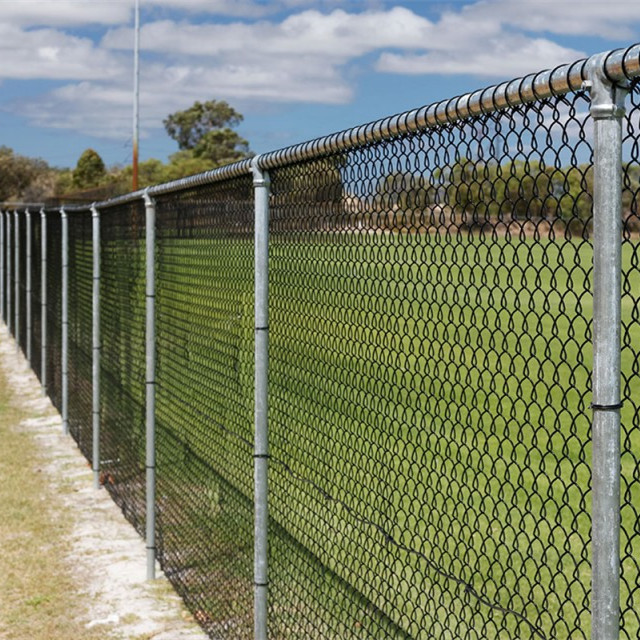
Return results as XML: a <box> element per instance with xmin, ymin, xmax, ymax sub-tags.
<box><xmin>466</xmin><ymin>0</ymin><xmax>637</xmax><ymax>40</ymax></box>
<box><xmin>22</xmin><ymin>81</ymin><xmax>133</xmax><ymax>138</ymax></box>
<box><xmin>0</xmin><ymin>24</ymin><xmax>126</xmax><ymax>80</ymax></box>
<box><xmin>0</xmin><ymin>0</ymin><xmax>273</xmax><ymax>25</ymax></box>
<box><xmin>377</xmin><ymin>35</ymin><xmax>584</xmax><ymax>78</ymax></box>
<box><xmin>0</xmin><ymin>1</ymin><xmax>132</xmax><ymax>26</ymax></box>
<box><xmin>102</xmin><ymin>7</ymin><xmax>435</xmax><ymax>60</ymax></box>
<box><xmin>144</xmin><ymin>0</ymin><xmax>270</xmax><ymax>16</ymax></box>
<box><xmin>19</xmin><ymin>54</ymin><xmax>351</xmax><ymax>141</ymax></box>
<box><xmin>6</xmin><ymin>0</ymin><xmax>640</xmax><ymax>151</ymax></box>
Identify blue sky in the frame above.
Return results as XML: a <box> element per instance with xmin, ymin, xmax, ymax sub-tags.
<box><xmin>0</xmin><ymin>0</ymin><xmax>638</xmax><ymax>170</ymax></box>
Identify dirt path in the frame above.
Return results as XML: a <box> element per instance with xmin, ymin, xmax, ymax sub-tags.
<box><xmin>0</xmin><ymin>325</ymin><xmax>209</xmax><ymax>640</ymax></box>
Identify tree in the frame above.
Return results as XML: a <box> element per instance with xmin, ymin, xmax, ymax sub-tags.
<box><xmin>73</xmin><ymin>148</ymin><xmax>107</xmax><ymax>189</ymax></box>
<box><xmin>163</xmin><ymin>100</ymin><xmax>251</xmax><ymax>167</ymax></box>
<box><xmin>161</xmin><ymin>151</ymin><xmax>216</xmax><ymax>182</ymax></box>
<box><xmin>0</xmin><ymin>146</ymin><xmax>50</xmax><ymax>202</ymax></box>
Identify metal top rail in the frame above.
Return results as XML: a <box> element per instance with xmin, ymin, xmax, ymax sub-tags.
<box><xmin>1</xmin><ymin>203</ymin><xmax>44</xmax><ymax>210</ymax></box>
<box><xmin>8</xmin><ymin>43</ymin><xmax>640</xmax><ymax>213</ymax></box>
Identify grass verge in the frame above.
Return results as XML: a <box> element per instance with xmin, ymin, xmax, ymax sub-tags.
<box><xmin>0</xmin><ymin>355</ymin><xmax>106</xmax><ymax>640</ymax></box>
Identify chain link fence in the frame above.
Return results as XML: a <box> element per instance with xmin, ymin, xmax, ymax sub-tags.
<box><xmin>67</xmin><ymin>210</ymin><xmax>94</xmax><ymax>459</ymax></box>
<box><xmin>44</xmin><ymin>210</ymin><xmax>62</xmax><ymax>409</ymax></box>
<box><xmin>1</xmin><ymin>45</ymin><xmax>640</xmax><ymax>640</ymax></box>
<box><xmin>265</xmin><ymin>87</ymin><xmax>592</xmax><ymax>639</ymax></box>
<box><xmin>29</xmin><ymin>212</ymin><xmax>43</xmax><ymax>382</ymax></box>
<box><xmin>620</xmin><ymin>79</ymin><xmax>640</xmax><ymax>640</ymax></box>
<box><xmin>99</xmin><ymin>200</ymin><xmax>147</xmax><ymax>532</ymax></box>
<box><xmin>154</xmin><ymin>177</ymin><xmax>255</xmax><ymax>636</ymax></box>
<box><xmin>18</xmin><ymin>213</ymin><xmax>28</xmax><ymax>357</ymax></box>
<box><xmin>2</xmin><ymin>212</ymin><xmax>11</xmax><ymax>337</ymax></box>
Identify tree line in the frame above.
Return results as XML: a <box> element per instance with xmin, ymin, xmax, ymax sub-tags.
<box><xmin>1</xmin><ymin>99</ymin><xmax>251</xmax><ymax>204</ymax></box>
<box><xmin>5</xmin><ymin>103</ymin><xmax>640</xmax><ymax>234</ymax></box>
<box><xmin>373</xmin><ymin>158</ymin><xmax>640</xmax><ymax>234</ymax></box>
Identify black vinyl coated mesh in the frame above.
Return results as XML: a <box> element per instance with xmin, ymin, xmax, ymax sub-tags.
<box><xmin>1</xmin><ymin>213</ymin><xmax>5</xmax><ymax>325</ymax></box>
<box><xmin>267</xmin><ymin>90</ymin><xmax>595</xmax><ymax>639</ymax></box>
<box><xmin>18</xmin><ymin>212</ymin><xmax>27</xmax><ymax>357</ymax></box>
<box><xmin>154</xmin><ymin>175</ymin><xmax>255</xmax><ymax>638</ymax></box>
<box><xmin>620</xmin><ymin>79</ymin><xmax>640</xmax><ymax>640</ymax></box>
<box><xmin>99</xmin><ymin>201</ymin><xmax>147</xmax><ymax>533</ymax></box>
<box><xmin>30</xmin><ymin>213</ymin><xmax>42</xmax><ymax>382</ymax></box>
<box><xmin>67</xmin><ymin>210</ymin><xmax>94</xmax><ymax>460</ymax></box>
<box><xmin>45</xmin><ymin>211</ymin><xmax>62</xmax><ymax>410</ymax></box>
<box><xmin>4</xmin><ymin>212</ymin><xmax>11</xmax><ymax>333</ymax></box>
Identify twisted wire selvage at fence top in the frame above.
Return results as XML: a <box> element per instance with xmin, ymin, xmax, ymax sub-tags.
<box><xmin>2</xmin><ymin>44</ymin><xmax>640</xmax><ymax>640</ymax></box>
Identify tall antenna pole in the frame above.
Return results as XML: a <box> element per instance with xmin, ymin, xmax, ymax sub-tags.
<box><xmin>133</xmin><ymin>0</ymin><xmax>140</xmax><ymax>191</ymax></box>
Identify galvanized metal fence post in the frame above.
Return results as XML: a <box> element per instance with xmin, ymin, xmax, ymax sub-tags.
<box><xmin>6</xmin><ymin>212</ymin><xmax>11</xmax><ymax>335</ymax></box>
<box><xmin>14</xmin><ymin>210</ymin><xmax>20</xmax><ymax>351</ymax></box>
<box><xmin>41</xmin><ymin>209</ymin><xmax>47</xmax><ymax>396</ymax></box>
<box><xmin>25</xmin><ymin>209</ymin><xmax>32</xmax><ymax>364</ymax></box>
<box><xmin>586</xmin><ymin>54</ymin><xmax>628</xmax><ymax>640</ymax></box>
<box><xmin>143</xmin><ymin>190</ymin><xmax>157</xmax><ymax>580</ymax></box>
<box><xmin>252</xmin><ymin>156</ymin><xmax>270</xmax><ymax>640</ymax></box>
<box><xmin>0</xmin><ymin>210</ymin><xmax>4</xmax><ymax>324</ymax></box>
<box><xmin>61</xmin><ymin>207</ymin><xmax>69</xmax><ymax>434</ymax></box>
<box><xmin>92</xmin><ymin>205</ymin><xmax>101</xmax><ymax>489</ymax></box>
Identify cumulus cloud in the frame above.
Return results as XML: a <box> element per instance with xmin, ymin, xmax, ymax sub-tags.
<box><xmin>0</xmin><ymin>0</ymin><xmax>273</xmax><ymax>25</ymax></box>
<box><xmin>466</xmin><ymin>0</ymin><xmax>637</xmax><ymax>40</ymax></box>
<box><xmin>144</xmin><ymin>0</ymin><xmax>271</xmax><ymax>16</ymax></box>
<box><xmin>102</xmin><ymin>7</ymin><xmax>435</xmax><ymax>60</ymax></box>
<box><xmin>5</xmin><ymin>0</ymin><xmax>640</xmax><ymax>146</ymax></box>
<box><xmin>377</xmin><ymin>35</ymin><xmax>583</xmax><ymax>78</ymax></box>
<box><xmin>19</xmin><ymin>55</ymin><xmax>351</xmax><ymax>141</ymax></box>
<box><xmin>0</xmin><ymin>1</ymin><xmax>131</xmax><ymax>27</ymax></box>
<box><xmin>100</xmin><ymin>5</ymin><xmax>587</xmax><ymax>98</ymax></box>
<box><xmin>0</xmin><ymin>24</ymin><xmax>126</xmax><ymax>80</ymax></box>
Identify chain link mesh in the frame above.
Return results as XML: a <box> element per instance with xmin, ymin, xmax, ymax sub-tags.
<box><xmin>30</xmin><ymin>212</ymin><xmax>42</xmax><ymax>382</ymax></box>
<box><xmin>67</xmin><ymin>209</ymin><xmax>94</xmax><ymax>460</ymax></box>
<box><xmin>45</xmin><ymin>210</ymin><xmax>62</xmax><ymax>410</ymax></box>
<box><xmin>18</xmin><ymin>212</ymin><xmax>28</xmax><ymax>357</ymax></box>
<box><xmin>1</xmin><ymin>212</ymin><xmax>5</xmax><ymax>325</ymax></box>
<box><xmin>620</xmin><ymin>77</ymin><xmax>640</xmax><ymax>640</ymax></box>
<box><xmin>4</xmin><ymin>212</ymin><xmax>12</xmax><ymax>335</ymax></box>
<box><xmin>266</xmin><ymin>89</ymin><xmax>594</xmax><ymax>639</ymax></box>
<box><xmin>98</xmin><ymin>201</ymin><xmax>147</xmax><ymax>533</ymax></box>
<box><xmin>154</xmin><ymin>175</ymin><xmax>255</xmax><ymax>637</ymax></box>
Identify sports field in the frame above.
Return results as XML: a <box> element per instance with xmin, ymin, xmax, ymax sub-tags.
<box><xmin>135</xmin><ymin>227</ymin><xmax>640</xmax><ymax>639</ymax></box>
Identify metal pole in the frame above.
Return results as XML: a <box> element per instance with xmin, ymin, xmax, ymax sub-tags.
<box><xmin>143</xmin><ymin>190</ymin><xmax>156</xmax><ymax>580</ymax></box>
<box><xmin>586</xmin><ymin>54</ymin><xmax>627</xmax><ymax>640</ymax></box>
<box><xmin>0</xmin><ymin>210</ymin><xmax>4</xmax><ymax>324</ymax></box>
<box><xmin>14</xmin><ymin>210</ymin><xmax>19</xmax><ymax>351</ymax></box>
<box><xmin>132</xmin><ymin>0</ymin><xmax>140</xmax><ymax>191</ymax></box>
<box><xmin>41</xmin><ymin>209</ymin><xmax>47</xmax><ymax>396</ymax></box>
<box><xmin>92</xmin><ymin>205</ymin><xmax>101</xmax><ymax>489</ymax></box>
<box><xmin>252</xmin><ymin>156</ymin><xmax>270</xmax><ymax>640</ymax></box>
<box><xmin>61</xmin><ymin>207</ymin><xmax>69</xmax><ymax>434</ymax></box>
<box><xmin>6</xmin><ymin>212</ymin><xmax>10</xmax><ymax>335</ymax></box>
<box><xmin>25</xmin><ymin>209</ymin><xmax>32</xmax><ymax>364</ymax></box>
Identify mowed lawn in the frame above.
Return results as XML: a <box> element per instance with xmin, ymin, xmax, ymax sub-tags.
<box><xmin>97</xmin><ymin>229</ymin><xmax>640</xmax><ymax>639</ymax></box>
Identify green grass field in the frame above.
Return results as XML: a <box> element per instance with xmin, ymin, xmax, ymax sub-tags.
<box><xmin>94</xmin><ymin>228</ymin><xmax>640</xmax><ymax>639</ymax></box>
